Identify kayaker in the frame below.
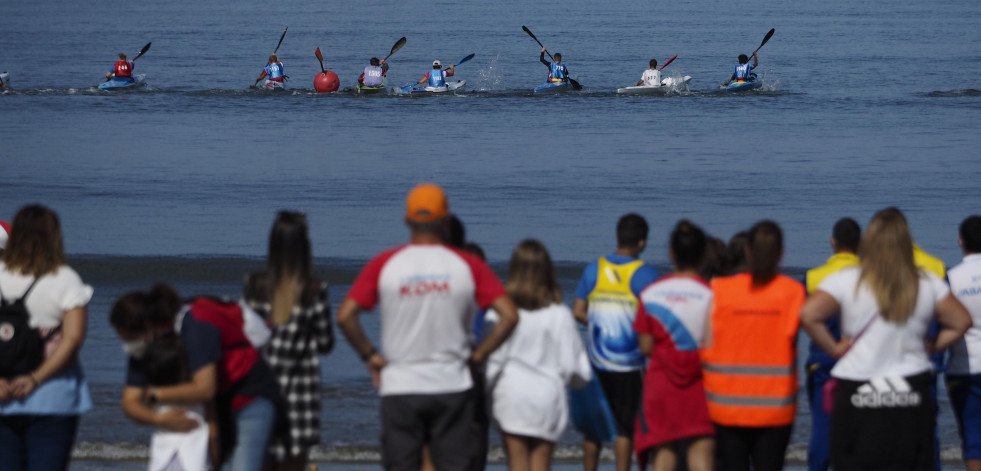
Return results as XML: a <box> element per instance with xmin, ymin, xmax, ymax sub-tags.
<box><xmin>539</xmin><ymin>47</ymin><xmax>569</xmax><ymax>83</ymax></box>
<box><xmin>415</xmin><ymin>60</ymin><xmax>454</xmax><ymax>87</ymax></box>
<box><xmin>635</xmin><ymin>59</ymin><xmax>660</xmax><ymax>86</ymax></box>
<box><xmin>106</xmin><ymin>53</ymin><xmax>134</xmax><ymax>82</ymax></box>
<box><xmin>255</xmin><ymin>54</ymin><xmax>286</xmax><ymax>86</ymax></box>
<box><xmin>729</xmin><ymin>52</ymin><xmax>758</xmax><ymax>84</ymax></box>
<box><xmin>358</xmin><ymin>57</ymin><xmax>389</xmax><ymax>87</ymax></box>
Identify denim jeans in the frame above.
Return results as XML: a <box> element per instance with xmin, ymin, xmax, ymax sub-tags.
<box><xmin>0</xmin><ymin>414</ymin><xmax>79</xmax><ymax>471</ymax></box>
<box><xmin>225</xmin><ymin>396</ymin><xmax>276</xmax><ymax>471</ymax></box>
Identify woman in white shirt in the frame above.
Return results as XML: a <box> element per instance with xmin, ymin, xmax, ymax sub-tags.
<box><xmin>485</xmin><ymin>239</ymin><xmax>591</xmax><ymax>471</ymax></box>
<box><xmin>0</xmin><ymin>205</ymin><xmax>93</xmax><ymax>470</ymax></box>
<box><xmin>801</xmin><ymin>207</ymin><xmax>972</xmax><ymax>471</ymax></box>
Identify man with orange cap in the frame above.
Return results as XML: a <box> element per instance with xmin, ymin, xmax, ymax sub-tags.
<box><xmin>336</xmin><ymin>183</ymin><xmax>519</xmax><ymax>471</ymax></box>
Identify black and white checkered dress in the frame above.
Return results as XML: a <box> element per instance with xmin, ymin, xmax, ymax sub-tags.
<box><xmin>245</xmin><ymin>281</ymin><xmax>334</xmax><ymax>460</ymax></box>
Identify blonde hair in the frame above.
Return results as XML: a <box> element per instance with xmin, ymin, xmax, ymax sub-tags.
<box><xmin>859</xmin><ymin>207</ymin><xmax>919</xmax><ymax>324</ymax></box>
<box><xmin>2</xmin><ymin>204</ymin><xmax>66</xmax><ymax>277</ymax></box>
<box><xmin>506</xmin><ymin>239</ymin><xmax>562</xmax><ymax>311</ymax></box>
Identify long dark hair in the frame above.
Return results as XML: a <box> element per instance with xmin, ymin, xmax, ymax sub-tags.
<box><xmin>747</xmin><ymin>220</ymin><xmax>783</xmax><ymax>287</ymax></box>
<box><xmin>250</xmin><ymin>211</ymin><xmax>313</xmax><ymax>326</ymax></box>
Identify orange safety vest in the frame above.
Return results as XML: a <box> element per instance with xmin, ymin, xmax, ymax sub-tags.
<box><xmin>700</xmin><ymin>273</ymin><xmax>804</xmax><ymax>427</ymax></box>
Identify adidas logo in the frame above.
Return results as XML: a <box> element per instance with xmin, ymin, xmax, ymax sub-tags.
<box><xmin>850</xmin><ymin>377</ymin><xmax>922</xmax><ymax>409</ymax></box>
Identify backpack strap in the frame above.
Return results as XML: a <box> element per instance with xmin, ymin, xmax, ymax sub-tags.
<box><xmin>0</xmin><ymin>277</ymin><xmax>39</xmax><ymax>304</ymax></box>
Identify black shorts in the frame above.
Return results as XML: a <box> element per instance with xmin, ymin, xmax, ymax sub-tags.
<box><xmin>380</xmin><ymin>389</ymin><xmax>478</xmax><ymax>471</ymax></box>
<box><xmin>831</xmin><ymin>372</ymin><xmax>935</xmax><ymax>471</ymax></box>
<box><xmin>595</xmin><ymin>369</ymin><xmax>643</xmax><ymax>438</ymax></box>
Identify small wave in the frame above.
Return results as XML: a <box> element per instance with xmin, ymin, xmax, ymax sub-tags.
<box><xmin>925</xmin><ymin>89</ymin><xmax>981</xmax><ymax>97</ymax></box>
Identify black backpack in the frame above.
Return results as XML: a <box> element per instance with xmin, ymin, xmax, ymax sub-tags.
<box><xmin>0</xmin><ymin>278</ymin><xmax>53</xmax><ymax>378</ymax></box>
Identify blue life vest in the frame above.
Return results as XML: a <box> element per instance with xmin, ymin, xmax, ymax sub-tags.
<box><xmin>427</xmin><ymin>69</ymin><xmax>446</xmax><ymax>87</ymax></box>
<box><xmin>550</xmin><ymin>62</ymin><xmax>568</xmax><ymax>81</ymax></box>
<box><xmin>265</xmin><ymin>62</ymin><xmax>285</xmax><ymax>80</ymax></box>
<box><xmin>734</xmin><ymin>63</ymin><xmax>755</xmax><ymax>81</ymax></box>
<box><xmin>362</xmin><ymin>65</ymin><xmax>385</xmax><ymax>86</ymax></box>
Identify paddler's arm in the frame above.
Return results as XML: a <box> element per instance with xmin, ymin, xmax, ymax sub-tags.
<box><xmin>337</xmin><ymin>298</ymin><xmax>388</xmax><ymax>389</ymax></box>
<box><xmin>255</xmin><ymin>70</ymin><xmax>267</xmax><ymax>84</ymax></box>
<box><xmin>445</xmin><ymin>65</ymin><xmax>455</xmax><ymax>77</ymax></box>
<box><xmin>417</xmin><ymin>72</ymin><xmax>430</xmax><ymax>85</ymax></box>
<box><xmin>540</xmin><ymin>48</ymin><xmax>550</xmax><ymax>67</ymax></box>
<box><xmin>381</xmin><ymin>61</ymin><xmax>389</xmax><ymax>75</ymax></box>
<box><xmin>752</xmin><ymin>52</ymin><xmax>758</xmax><ymax>68</ymax></box>
<box><xmin>470</xmin><ymin>295</ymin><xmax>519</xmax><ymax>366</ymax></box>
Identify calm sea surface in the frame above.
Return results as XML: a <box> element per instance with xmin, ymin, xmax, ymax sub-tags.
<box><xmin>2</xmin><ymin>0</ymin><xmax>980</xmax><ymax>466</ymax></box>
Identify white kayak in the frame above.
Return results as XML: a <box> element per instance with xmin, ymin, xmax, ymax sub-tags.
<box><xmin>401</xmin><ymin>80</ymin><xmax>466</xmax><ymax>94</ymax></box>
<box><xmin>616</xmin><ymin>76</ymin><xmax>692</xmax><ymax>95</ymax></box>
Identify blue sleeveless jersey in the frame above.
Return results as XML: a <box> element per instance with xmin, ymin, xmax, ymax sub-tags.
<box><xmin>550</xmin><ymin>62</ymin><xmax>568</xmax><ymax>80</ymax></box>
<box><xmin>265</xmin><ymin>62</ymin><xmax>285</xmax><ymax>80</ymax></box>
<box><xmin>427</xmin><ymin>70</ymin><xmax>446</xmax><ymax>87</ymax></box>
<box><xmin>734</xmin><ymin>63</ymin><xmax>754</xmax><ymax>81</ymax></box>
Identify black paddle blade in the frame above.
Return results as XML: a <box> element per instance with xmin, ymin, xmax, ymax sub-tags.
<box><xmin>753</xmin><ymin>28</ymin><xmax>775</xmax><ymax>54</ymax></box>
<box><xmin>383</xmin><ymin>37</ymin><xmax>407</xmax><ymax>61</ymax></box>
<box><xmin>274</xmin><ymin>27</ymin><xmax>288</xmax><ymax>54</ymax></box>
<box><xmin>315</xmin><ymin>47</ymin><xmax>325</xmax><ymax>73</ymax></box>
<box><xmin>133</xmin><ymin>42</ymin><xmax>152</xmax><ymax>61</ymax></box>
<box><xmin>569</xmin><ymin>77</ymin><xmax>583</xmax><ymax>90</ymax></box>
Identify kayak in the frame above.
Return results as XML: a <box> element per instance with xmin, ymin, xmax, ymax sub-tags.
<box><xmin>357</xmin><ymin>78</ymin><xmax>387</xmax><ymax>94</ymax></box>
<box><xmin>616</xmin><ymin>75</ymin><xmax>692</xmax><ymax>95</ymax></box>
<box><xmin>99</xmin><ymin>74</ymin><xmax>145</xmax><ymax>90</ymax></box>
<box><xmin>534</xmin><ymin>80</ymin><xmax>571</xmax><ymax>94</ymax></box>
<box><xmin>256</xmin><ymin>78</ymin><xmax>287</xmax><ymax>91</ymax></box>
<box><xmin>724</xmin><ymin>74</ymin><xmax>762</xmax><ymax>92</ymax></box>
<box><xmin>400</xmin><ymin>80</ymin><xmax>466</xmax><ymax>94</ymax></box>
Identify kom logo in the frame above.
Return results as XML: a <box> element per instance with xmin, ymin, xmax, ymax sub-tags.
<box><xmin>400</xmin><ymin>274</ymin><xmax>451</xmax><ymax>296</ymax></box>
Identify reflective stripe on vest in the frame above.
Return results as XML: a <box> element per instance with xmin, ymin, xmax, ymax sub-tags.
<box><xmin>701</xmin><ymin>273</ymin><xmax>804</xmax><ymax>427</ymax></box>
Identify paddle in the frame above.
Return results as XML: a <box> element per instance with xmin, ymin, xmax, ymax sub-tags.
<box><xmin>383</xmin><ymin>37</ymin><xmax>407</xmax><ymax>62</ymax></box>
<box><xmin>723</xmin><ymin>28</ymin><xmax>773</xmax><ymax>87</ymax></box>
<box><xmin>273</xmin><ymin>27</ymin><xmax>288</xmax><ymax>54</ymax></box>
<box><xmin>659</xmin><ymin>55</ymin><xmax>677</xmax><ymax>71</ymax></box>
<box><xmin>521</xmin><ymin>25</ymin><xmax>582</xmax><ymax>90</ymax></box>
<box><xmin>132</xmin><ymin>42</ymin><xmax>152</xmax><ymax>62</ymax></box>
<box><xmin>315</xmin><ymin>47</ymin><xmax>326</xmax><ymax>73</ymax></box>
<box><xmin>444</xmin><ymin>53</ymin><xmax>475</xmax><ymax>70</ymax></box>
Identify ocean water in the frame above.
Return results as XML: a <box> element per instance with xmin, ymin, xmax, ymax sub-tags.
<box><xmin>2</xmin><ymin>0</ymin><xmax>980</xmax><ymax>467</ymax></box>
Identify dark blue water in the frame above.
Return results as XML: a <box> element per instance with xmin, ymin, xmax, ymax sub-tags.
<box><xmin>2</xmin><ymin>0</ymin><xmax>980</xmax><ymax>465</ymax></box>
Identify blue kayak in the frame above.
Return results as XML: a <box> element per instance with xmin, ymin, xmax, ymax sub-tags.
<box><xmin>533</xmin><ymin>80</ymin><xmax>571</xmax><ymax>94</ymax></box>
<box><xmin>724</xmin><ymin>74</ymin><xmax>762</xmax><ymax>92</ymax></box>
<box><xmin>399</xmin><ymin>80</ymin><xmax>466</xmax><ymax>94</ymax></box>
<box><xmin>99</xmin><ymin>74</ymin><xmax>145</xmax><ymax>90</ymax></box>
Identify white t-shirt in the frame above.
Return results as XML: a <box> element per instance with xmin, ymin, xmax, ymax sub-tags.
<box><xmin>641</xmin><ymin>69</ymin><xmax>662</xmax><ymax>86</ymax></box>
<box><xmin>484</xmin><ymin>303</ymin><xmax>591</xmax><ymax>441</ymax></box>
<box><xmin>819</xmin><ymin>266</ymin><xmax>949</xmax><ymax>380</ymax></box>
<box><xmin>0</xmin><ymin>263</ymin><xmax>93</xmax><ymax>328</ymax></box>
<box><xmin>347</xmin><ymin>244</ymin><xmax>506</xmax><ymax>396</ymax></box>
<box><xmin>635</xmin><ymin>274</ymin><xmax>712</xmax><ymax>350</ymax></box>
<box><xmin>947</xmin><ymin>254</ymin><xmax>981</xmax><ymax>375</ymax></box>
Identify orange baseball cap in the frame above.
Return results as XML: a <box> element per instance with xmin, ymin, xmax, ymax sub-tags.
<box><xmin>406</xmin><ymin>183</ymin><xmax>448</xmax><ymax>222</ymax></box>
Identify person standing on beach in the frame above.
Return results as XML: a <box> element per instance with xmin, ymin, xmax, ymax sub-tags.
<box><xmin>244</xmin><ymin>211</ymin><xmax>334</xmax><ymax>471</ymax></box>
<box><xmin>633</xmin><ymin>220</ymin><xmax>715</xmax><ymax>471</ymax></box>
<box><xmin>336</xmin><ymin>183</ymin><xmax>519</xmax><ymax>471</ymax></box>
<box><xmin>0</xmin><ymin>205</ymin><xmax>94</xmax><ymax>471</ymax></box>
<box><xmin>485</xmin><ymin>239</ymin><xmax>592</xmax><ymax>471</ymax></box>
<box><xmin>800</xmin><ymin>208</ymin><xmax>971</xmax><ymax>471</ymax></box>
<box><xmin>573</xmin><ymin>213</ymin><xmax>660</xmax><ymax>471</ymax></box>
<box><xmin>803</xmin><ymin>217</ymin><xmax>861</xmax><ymax>471</ymax></box>
<box><xmin>701</xmin><ymin>220</ymin><xmax>804</xmax><ymax>471</ymax></box>
<box><xmin>946</xmin><ymin>215</ymin><xmax>981</xmax><ymax>471</ymax></box>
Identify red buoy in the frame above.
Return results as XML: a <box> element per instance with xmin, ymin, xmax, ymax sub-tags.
<box><xmin>314</xmin><ymin>71</ymin><xmax>339</xmax><ymax>92</ymax></box>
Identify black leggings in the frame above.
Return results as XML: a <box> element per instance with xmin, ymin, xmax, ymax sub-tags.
<box><xmin>713</xmin><ymin>423</ymin><xmax>792</xmax><ymax>471</ymax></box>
